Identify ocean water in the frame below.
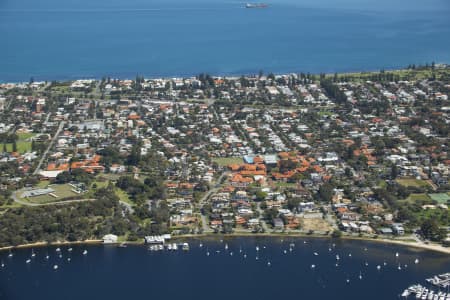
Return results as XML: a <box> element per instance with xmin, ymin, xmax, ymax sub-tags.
<box><xmin>1</xmin><ymin>0</ymin><xmax>450</xmax><ymax>82</ymax></box>
<box><xmin>0</xmin><ymin>238</ymin><xmax>449</xmax><ymax>300</ymax></box>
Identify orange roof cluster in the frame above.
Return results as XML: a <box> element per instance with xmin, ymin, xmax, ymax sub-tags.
<box><xmin>70</xmin><ymin>155</ymin><xmax>104</xmax><ymax>173</ymax></box>
<box><xmin>47</xmin><ymin>163</ymin><xmax>70</xmax><ymax>171</ymax></box>
<box><xmin>231</xmin><ymin>174</ymin><xmax>253</xmax><ymax>183</ymax></box>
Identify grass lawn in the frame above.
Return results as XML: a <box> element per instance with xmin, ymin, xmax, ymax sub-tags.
<box><xmin>402</xmin><ymin>193</ymin><xmax>432</xmax><ymax>203</ymax></box>
<box><xmin>396</xmin><ymin>178</ymin><xmax>430</xmax><ymax>188</ymax></box>
<box><xmin>3</xmin><ymin>132</ymin><xmax>36</xmax><ymax>154</ymax></box>
<box><xmin>212</xmin><ymin>157</ymin><xmax>243</xmax><ymax>166</ymax></box>
<box><xmin>274</xmin><ymin>182</ymin><xmax>298</xmax><ymax>188</ymax></box>
<box><xmin>115</xmin><ymin>187</ymin><xmax>134</xmax><ymax>206</ymax></box>
<box><xmin>21</xmin><ymin>184</ymin><xmax>79</xmax><ymax>204</ymax></box>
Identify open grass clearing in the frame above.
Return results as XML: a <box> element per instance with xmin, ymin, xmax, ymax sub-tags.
<box><xmin>212</xmin><ymin>157</ymin><xmax>243</xmax><ymax>166</ymax></box>
<box><xmin>396</xmin><ymin>178</ymin><xmax>431</xmax><ymax>188</ymax></box>
<box><xmin>20</xmin><ymin>183</ymin><xmax>79</xmax><ymax>204</ymax></box>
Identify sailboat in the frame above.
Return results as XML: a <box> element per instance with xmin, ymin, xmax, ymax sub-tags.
<box><xmin>395</xmin><ymin>252</ymin><xmax>399</xmax><ymax>258</ymax></box>
<box><xmin>224</xmin><ymin>243</ymin><xmax>228</xmax><ymax>250</ymax></box>
<box><xmin>397</xmin><ymin>263</ymin><xmax>402</xmax><ymax>270</ymax></box>
<box><xmin>359</xmin><ymin>271</ymin><xmax>363</xmax><ymax>280</ymax></box>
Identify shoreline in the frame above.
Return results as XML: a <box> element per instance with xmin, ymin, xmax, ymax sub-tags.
<box><xmin>1</xmin><ymin>63</ymin><xmax>447</xmax><ymax>84</ymax></box>
<box><xmin>1</xmin><ymin>233</ymin><xmax>449</xmax><ymax>255</ymax></box>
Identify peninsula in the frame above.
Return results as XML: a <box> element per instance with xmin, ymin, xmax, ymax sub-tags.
<box><xmin>0</xmin><ymin>65</ymin><xmax>449</xmax><ymax>253</ymax></box>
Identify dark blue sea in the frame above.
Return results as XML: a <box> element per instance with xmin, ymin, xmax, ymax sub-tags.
<box><xmin>1</xmin><ymin>0</ymin><xmax>450</xmax><ymax>82</ymax></box>
<box><xmin>0</xmin><ymin>237</ymin><xmax>449</xmax><ymax>300</ymax></box>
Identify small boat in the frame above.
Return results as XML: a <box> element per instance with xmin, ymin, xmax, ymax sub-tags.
<box><xmin>1</xmin><ymin>261</ymin><xmax>4</xmax><ymax>268</ymax></box>
<box><xmin>267</xmin><ymin>261</ymin><xmax>271</xmax><ymax>266</ymax></box>
<box><xmin>53</xmin><ymin>265</ymin><xmax>58</xmax><ymax>270</ymax></box>
<box><xmin>45</xmin><ymin>255</ymin><xmax>50</xmax><ymax>260</ymax></box>
<box><xmin>283</xmin><ymin>250</ymin><xmax>287</xmax><ymax>254</ymax></box>
<box><xmin>68</xmin><ymin>248</ymin><xmax>73</xmax><ymax>252</ymax></box>
<box><xmin>346</xmin><ymin>279</ymin><xmax>350</xmax><ymax>283</ymax></box>
<box><xmin>56</xmin><ymin>248</ymin><xmax>61</xmax><ymax>252</ymax></box>
<box><xmin>328</xmin><ymin>248</ymin><xmax>332</xmax><ymax>252</ymax></box>
<box><xmin>256</xmin><ymin>246</ymin><xmax>259</xmax><ymax>251</ymax></box>
<box><xmin>365</xmin><ymin>262</ymin><xmax>368</xmax><ymax>266</ymax></box>
<box><xmin>199</xmin><ymin>243</ymin><xmax>203</xmax><ymax>248</ymax></box>
<box><xmin>395</xmin><ymin>252</ymin><xmax>399</xmax><ymax>257</ymax></box>
<box><xmin>359</xmin><ymin>271</ymin><xmax>363</xmax><ymax>280</ymax></box>
<box><xmin>383</xmin><ymin>261</ymin><xmax>387</xmax><ymax>266</ymax></box>
<box><xmin>256</xmin><ymin>256</ymin><xmax>259</xmax><ymax>260</ymax></box>
<box><xmin>31</xmin><ymin>249</ymin><xmax>36</xmax><ymax>257</ymax></box>
<box><xmin>67</xmin><ymin>258</ymin><xmax>71</xmax><ymax>262</ymax></box>
<box><xmin>377</xmin><ymin>265</ymin><xmax>381</xmax><ymax>271</ymax></box>
<box><xmin>398</xmin><ymin>263</ymin><xmax>402</xmax><ymax>270</ymax></box>
<box><xmin>82</xmin><ymin>250</ymin><xmax>88</xmax><ymax>255</ymax></box>
<box><xmin>239</xmin><ymin>247</ymin><xmax>242</xmax><ymax>253</ymax></box>
<box><xmin>58</xmin><ymin>254</ymin><xmax>63</xmax><ymax>258</ymax></box>
<box><xmin>415</xmin><ymin>258</ymin><xmax>420</xmax><ymax>264</ymax></box>
<box><xmin>335</xmin><ymin>263</ymin><xmax>339</xmax><ymax>267</ymax></box>
<box><xmin>348</xmin><ymin>253</ymin><xmax>352</xmax><ymax>257</ymax></box>
<box><xmin>182</xmin><ymin>243</ymin><xmax>189</xmax><ymax>251</ymax></box>
<box><xmin>336</xmin><ymin>254</ymin><xmax>340</xmax><ymax>260</ymax></box>
<box><xmin>311</xmin><ymin>264</ymin><xmax>316</xmax><ymax>269</ymax></box>
<box><xmin>230</xmin><ymin>252</ymin><xmax>233</xmax><ymax>256</ymax></box>
<box><xmin>224</xmin><ymin>243</ymin><xmax>228</xmax><ymax>250</ymax></box>
<box><xmin>8</xmin><ymin>253</ymin><xmax>13</xmax><ymax>258</ymax></box>
<box><xmin>26</xmin><ymin>259</ymin><xmax>31</xmax><ymax>264</ymax></box>
<box><xmin>313</xmin><ymin>252</ymin><xmax>319</xmax><ymax>256</ymax></box>
<box><xmin>243</xmin><ymin>254</ymin><xmax>247</xmax><ymax>258</ymax></box>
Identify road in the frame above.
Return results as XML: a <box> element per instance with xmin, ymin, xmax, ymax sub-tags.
<box><xmin>198</xmin><ymin>171</ymin><xmax>229</xmax><ymax>233</ymax></box>
<box><xmin>33</xmin><ymin>121</ymin><xmax>65</xmax><ymax>175</ymax></box>
<box><xmin>256</xmin><ymin>202</ymin><xmax>269</xmax><ymax>232</ymax></box>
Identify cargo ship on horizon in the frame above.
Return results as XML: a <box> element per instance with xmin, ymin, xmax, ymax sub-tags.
<box><xmin>245</xmin><ymin>3</ymin><xmax>268</xmax><ymax>8</ymax></box>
